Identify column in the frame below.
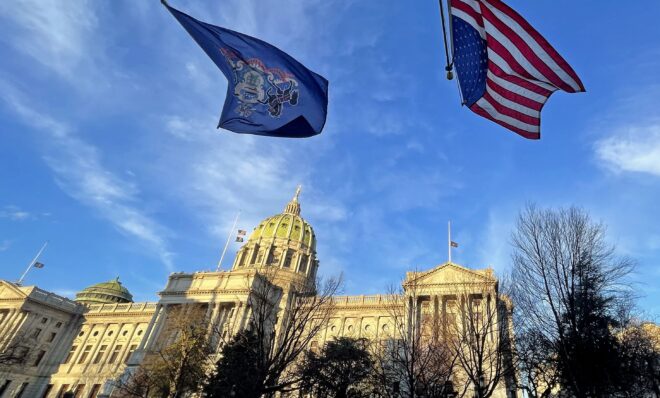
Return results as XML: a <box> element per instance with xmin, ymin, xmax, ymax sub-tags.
<box><xmin>137</xmin><ymin>304</ymin><xmax>161</xmax><ymax>351</ymax></box>
<box><xmin>145</xmin><ymin>304</ymin><xmax>169</xmax><ymax>351</ymax></box>
<box><xmin>0</xmin><ymin>309</ymin><xmax>18</xmax><ymax>345</ymax></box>
<box><xmin>2</xmin><ymin>311</ymin><xmax>28</xmax><ymax>350</ymax></box>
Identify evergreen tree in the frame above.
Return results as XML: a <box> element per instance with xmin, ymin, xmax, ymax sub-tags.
<box><xmin>204</xmin><ymin>329</ymin><xmax>262</xmax><ymax>398</ymax></box>
<box><xmin>299</xmin><ymin>337</ymin><xmax>373</xmax><ymax>398</ymax></box>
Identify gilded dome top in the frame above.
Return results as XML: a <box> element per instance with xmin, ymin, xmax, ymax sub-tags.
<box><xmin>248</xmin><ymin>186</ymin><xmax>316</xmax><ymax>249</ymax></box>
<box><xmin>74</xmin><ymin>277</ymin><xmax>134</xmax><ymax>305</ymax></box>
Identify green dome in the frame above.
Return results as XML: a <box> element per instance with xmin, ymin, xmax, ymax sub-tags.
<box><xmin>248</xmin><ymin>187</ymin><xmax>315</xmax><ymax>249</ymax></box>
<box><xmin>75</xmin><ymin>277</ymin><xmax>134</xmax><ymax>305</ymax></box>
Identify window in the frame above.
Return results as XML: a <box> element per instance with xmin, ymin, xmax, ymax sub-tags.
<box><xmin>125</xmin><ymin>344</ymin><xmax>138</xmax><ymax>364</ymax></box>
<box><xmin>0</xmin><ymin>380</ymin><xmax>11</xmax><ymax>397</ymax></box>
<box><xmin>41</xmin><ymin>384</ymin><xmax>53</xmax><ymax>398</ymax></box>
<box><xmin>88</xmin><ymin>384</ymin><xmax>101</xmax><ymax>398</ymax></box>
<box><xmin>73</xmin><ymin>384</ymin><xmax>85</xmax><ymax>398</ymax></box>
<box><xmin>78</xmin><ymin>331</ymin><xmax>85</xmax><ymax>337</ymax></box>
<box><xmin>93</xmin><ymin>331</ymin><xmax>99</xmax><ymax>337</ymax></box>
<box><xmin>57</xmin><ymin>384</ymin><xmax>70</xmax><ymax>398</ymax></box>
<box><xmin>14</xmin><ymin>382</ymin><xmax>29</xmax><ymax>398</ymax></box>
<box><xmin>282</xmin><ymin>251</ymin><xmax>293</xmax><ymax>268</ymax></box>
<box><xmin>93</xmin><ymin>345</ymin><xmax>107</xmax><ymax>364</ymax></box>
<box><xmin>107</xmin><ymin>330</ymin><xmax>113</xmax><ymax>336</ymax></box>
<box><xmin>55</xmin><ymin>322</ymin><xmax>62</xmax><ymax>328</ymax></box>
<box><xmin>298</xmin><ymin>260</ymin><xmax>308</xmax><ymax>273</ymax></box>
<box><xmin>47</xmin><ymin>332</ymin><xmax>57</xmax><ymax>342</ymax></box>
<box><xmin>108</xmin><ymin>345</ymin><xmax>122</xmax><ymax>364</ymax></box>
<box><xmin>41</xmin><ymin>317</ymin><xmax>48</xmax><ymax>324</ymax></box>
<box><xmin>78</xmin><ymin>345</ymin><xmax>92</xmax><ymax>364</ymax></box>
<box><xmin>33</xmin><ymin>350</ymin><xmax>47</xmax><ymax>366</ymax></box>
<box><xmin>64</xmin><ymin>346</ymin><xmax>78</xmax><ymax>364</ymax></box>
<box><xmin>310</xmin><ymin>341</ymin><xmax>319</xmax><ymax>352</ymax></box>
<box><xmin>32</xmin><ymin>328</ymin><xmax>42</xmax><ymax>339</ymax></box>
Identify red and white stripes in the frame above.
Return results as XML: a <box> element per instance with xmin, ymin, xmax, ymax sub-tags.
<box><xmin>451</xmin><ymin>0</ymin><xmax>584</xmax><ymax>139</ymax></box>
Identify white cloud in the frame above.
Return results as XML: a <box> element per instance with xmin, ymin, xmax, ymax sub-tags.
<box><xmin>0</xmin><ymin>85</ymin><xmax>175</xmax><ymax>271</ymax></box>
<box><xmin>0</xmin><ymin>206</ymin><xmax>31</xmax><ymax>221</ymax></box>
<box><xmin>0</xmin><ymin>240</ymin><xmax>11</xmax><ymax>251</ymax></box>
<box><xmin>595</xmin><ymin>122</ymin><xmax>660</xmax><ymax>177</ymax></box>
<box><xmin>0</xmin><ymin>0</ymin><xmax>98</xmax><ymax>79</ymax></box>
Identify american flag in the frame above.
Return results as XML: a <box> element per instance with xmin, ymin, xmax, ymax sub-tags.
<box><xmin>450</xmin><ymin>0</ymin><xmax>584</xmax><ymax>139</ymax></box>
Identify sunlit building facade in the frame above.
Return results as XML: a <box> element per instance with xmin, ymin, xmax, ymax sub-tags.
<box><xmin>0</xmin><ymin>190</ymin><xmax>516</xmax><ymax>397</ymax></box>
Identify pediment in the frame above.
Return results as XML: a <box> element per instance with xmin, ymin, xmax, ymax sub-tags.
<box><xmin>405</xmin><ymin>262</ymin><xmax>496</xmax><ymax>286</ymax></box>
<box><xmin>0</xmin><ymin>280</ymin><xmax>29</xmax><ymax>300</ymax></box>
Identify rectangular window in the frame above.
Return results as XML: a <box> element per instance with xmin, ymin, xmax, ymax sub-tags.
<box><xmin>93</xmin><ymin>345</ymin><xmax>107</xmax><ymax>364</ymax></box>
<box><xmin>33</xmin><ymin>350</ymin><xmax>46</xmax><ymax>367</ymax></box>
<box><xmin>78</xmin><ymin>345</ymin><xmax>92</xmax><ymax>364</ymax></box>
<box><xmin>41</xmin><ymin>384</ymin><xmax>53</xmax><ymax>398</ymax></box>
<box><xmin>124</xmin><ymin>344</ymin><xmax>138</xmax><ymax>364</ymax></box>
<box><xmin>32</xmin><ymin>328</ymin><xmax>42</xmax><ymax>339</ymax></box>
<box><xmin>73</xmin><ymin>384</ymin><xmax>85</xmax><ymax>398</ymax></box>
<box><xmin>88</xmin><ymin>384</ymin><xmax>101</xmax><ymax>398</ymax></box>
<box><xmin>55</xmin><ymin>322</ymin><xmax>62</xmax><ymax>328</ymax></box>
<box><xmin>64</xmin><ymin>346</ymin><xmax>77</xmax><ymax>364</ymax></box>
<box><xmin>47</xmin><ymin>332</ymin><xmax>57</xmax><ymax>342</ymax></box>
<box><xmin>15</xmin><ymin>382</ymin><xmax>29</xmax><ymax>398</ymax></box>
<box><xmin>41</xmin><ymin>317</ymin><xmax>48</xmax><ymax>324</ymax></box>
<box><xmin>57</xmin><ymin>384</ymin><xmax>70</xmax><ymax>398</ymax></box>
<box><xmin>107</xmin><ymin>345</ymin><xmax>122</xmax><ymax>364</ymax></box>
<box><xmin>0</xmin><ymin>380</ymin><xmax>11</xmax><ymax>397</ymax></box>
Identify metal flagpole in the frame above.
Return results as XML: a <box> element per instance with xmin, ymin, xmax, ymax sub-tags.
<box><xmin>17</xmin><ymin>241</ymin><xmax>48</xmax><ymax>285</ymax></box>
<box><xmin>216</xmin><ymin>211</ymin><xmax>241</xmax><ymax>271</ymax></box>
<box><xmin>448</xmin><ymin>221</ymin><xmax>452</xmax><ymax>263</ymax></box>
<box><xmin>445</xmin><ymin>0</ymin><xmax>466</xmax><ymax>105</ymax></box>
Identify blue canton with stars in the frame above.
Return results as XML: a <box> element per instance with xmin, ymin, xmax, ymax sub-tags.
<box><xmin>452</xmin><ymin>16</ymin><xmax>488</xmax><ymax>107</ymax></box>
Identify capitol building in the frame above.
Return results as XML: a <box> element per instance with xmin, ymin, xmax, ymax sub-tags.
<box><xmin>0</xmin><ymin>190</ymin><xmax>516</xmax><ymax>398</ymax></box>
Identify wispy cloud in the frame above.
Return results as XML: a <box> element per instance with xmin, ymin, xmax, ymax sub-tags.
<box><xmin>0</xmin><ymin>84</ymin><xmax>175</xmax><ymax>271</ymax></box>
<box><xmin>0</xmin><ymin>206</ymin><xmax>31</xmax><ymax>221</ymax></box>
<box><xmin>0</xmin><ymin>0</ymin><xmax>99</xmax><ymax>80</ymax></box>
<box><xmin>595</xmin><ymin>122</ymin><xmax>660</xmax><ymax>177</ymax></box>
<box><xmin>0</xmin><ymin>240</ymin><xmax>11</xmax><ymax>252</ymax></box>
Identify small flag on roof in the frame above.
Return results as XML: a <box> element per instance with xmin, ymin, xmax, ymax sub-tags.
<box><xmin>450</xmin><ymin>241</ymin><xmax>459</xmax><ymax>248</ymax></box>
<box><xmin>446</xmin><ymin>0</ymin><xmax>584</xmax><ymax>139</ymax></box>
<box><xmin>237</xmin><ymin>230</ymin><xmax>247</xmax><ymax>236</ymax></box>
<box><xmin>33</xmin><ymin>261</ymin><xmax>45</xmax><ymax>269</ymax></box>
<box><xmin>162</xmin><ymin>1</ymin><xmax>329</xmax><ymax>138</ymax></box>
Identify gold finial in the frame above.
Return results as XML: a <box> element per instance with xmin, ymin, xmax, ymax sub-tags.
<box><xmin>293</xmin><ymin>185</ymin><xmax>302</xmax><ymax>202</ymax></box>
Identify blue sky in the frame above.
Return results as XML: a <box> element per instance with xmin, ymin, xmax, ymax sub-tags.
<box><xmin>0</xmin><ymin>0</ymin><xmax>658</xmax><ymax>316</ymax></box>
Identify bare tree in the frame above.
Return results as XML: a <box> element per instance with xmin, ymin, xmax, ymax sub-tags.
<box><xmin>514</xmin><ymin>330</ymin><xmax>558</xmax><ymax>398</ymax></box>
<box><xmin>369</xmin><ymin>275</ymin><xmax>457</xmax><ymax>398</ymax></box>
<box><xmin>444</xmin><ymin>285</ymin><xmax>516</xmax><ymax>398</ymax></box>
<box><xmin>510</xmin><ymin>205</ymin><xmax>634</xmax><ymax>398</ymax></box>
<box><xmin>206</xmin><ymin>268</ymin><xmax>342</xmax><ymax>397</ymax></box>
<box><xmin>114</xmin><ymin>305</ymin><xmax>214</xmax><ymax>398</ymax></box>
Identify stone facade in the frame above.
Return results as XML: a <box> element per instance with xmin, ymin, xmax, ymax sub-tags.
<box><xmin>0</xmin><ymin>190</ymin><xmax>516</xmax><ymax>398</ymax></box>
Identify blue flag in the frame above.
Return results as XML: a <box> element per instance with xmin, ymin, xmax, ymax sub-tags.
<box><xmin>164</xmin><ymin>2</ymin><xmax>329</xmax><ymax>138</ymax></box>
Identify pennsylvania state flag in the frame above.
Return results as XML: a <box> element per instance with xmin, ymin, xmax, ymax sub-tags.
<box><xmin>163</xmin><ymin>2</ymin><xmax>329</xmax><ymax>138</ymax></box>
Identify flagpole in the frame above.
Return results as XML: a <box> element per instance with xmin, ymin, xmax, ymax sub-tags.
<box><xmin>17</xmin><ymin>241</ymin><xmax>48</xmax><ymax>285</ymax></box>
<box><xmin>438</xmin><ymin>0</ymin><xmax>453</xmax><ymax>80</ymax></box>
<box><xmin>448</xmin><ymin>221</ymin><xmax>452</xmax><ymax>263</ymax></box>
<box><xmin>445</xmin><ymin>0</ymin><xmax>466</xmax><ymax>105</ymax></box>
<box><xmin>216</xmin><ymin>211</ymin><xmax>241</xmax><ymax>272</ymax></box>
